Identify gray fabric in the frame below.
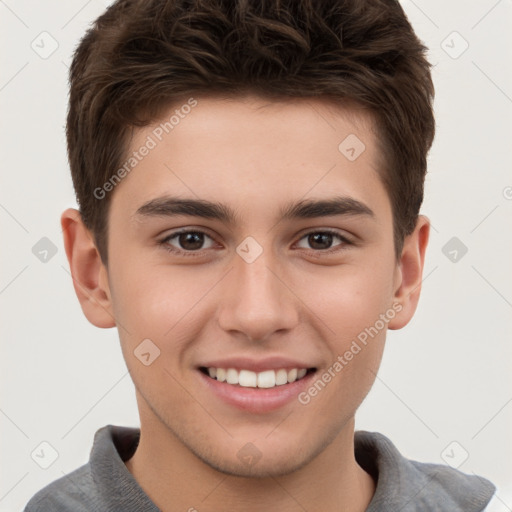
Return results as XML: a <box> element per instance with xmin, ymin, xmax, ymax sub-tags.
<box><xmin>354</xmin><ymin>431</ymin><xmax>496</xmax><ymax>511</ymax></box>
<box><xmin>24</xmin><ymin>425</ymin><xmax>496</xmax><ymax>511</ymax></box>
<box><xmin>23</xmin><ymin>426</ymin><xmax>157</xmax><ymax>512</ymax></box>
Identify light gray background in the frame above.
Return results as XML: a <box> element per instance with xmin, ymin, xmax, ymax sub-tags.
<box><xmin>1</xmin><ymin>1</ymin><xmax>511</xmax><ymax>510</ymax></box>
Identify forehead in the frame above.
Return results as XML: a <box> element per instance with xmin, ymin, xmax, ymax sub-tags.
<box><xmin>110</xmin><ymin>95</ymin><xmax>389</xmax><ymax>224</ymax></box>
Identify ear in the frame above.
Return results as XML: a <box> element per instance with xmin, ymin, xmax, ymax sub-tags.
<box><xmin>388</xmin><ymin>215</ymin><xmax>430</xmax><ymax>330</ymax></box>
<box><xmin>61</xmin><ymin>208</ymin><xmax>116</xmax><ymax>328</ymax></box>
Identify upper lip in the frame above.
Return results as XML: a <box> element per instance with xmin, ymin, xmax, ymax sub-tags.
<box><xmin>198</xmin><ymin>356</ymin><xmax>316</xmax><ymax>373</ymax></box>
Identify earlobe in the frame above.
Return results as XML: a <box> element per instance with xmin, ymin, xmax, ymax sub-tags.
<box><xmin>388</xmin><ymin>215</ymin><xmax>430</xmax><ymax>330</ymax></box>
<box><xmin>61</xmin><ymin>208</ymin><xmax>116</xmax><ymax>329</ymax></box>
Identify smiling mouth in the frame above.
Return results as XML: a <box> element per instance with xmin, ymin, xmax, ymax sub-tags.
<box><xmin>199</xmin><ymin>366</ymin><xmax>317</xmax><ymax>389</ymax></box>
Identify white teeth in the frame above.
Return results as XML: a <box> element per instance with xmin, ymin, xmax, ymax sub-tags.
<box><xmin>287</xmin><ymin>368</ymin><xmax>298</xmax><ymax>383</ymax></box>
<box><xmin>275</xmin><ymin>369</ymin><xmax>288</xmax><ymax>385</ymax></box>
<box><xmin>226</xmin><ymin>368</ymin><xmax>239</xmax><ymax>385</ymax></box>
<box><xmin>238</xmin><ymin>369</ymin><xmax>257</xmax><ymax>388</ymax></box>
<box><xmin>257</xmin><ymin>370</ymin><xmax>275</xmax><ymax>388</ymax></box>
<box><xmin>205</xmin><ymin>366</ymin><xmax>310</xmax><ymax>388</ymax></box>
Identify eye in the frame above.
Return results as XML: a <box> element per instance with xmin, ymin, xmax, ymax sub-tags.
<box><xmin>159</xmin><ymin>229</ymin><xmax>217</xmax><ymax>256</ymax></box>
<box><xmin>295</xmin><ymin>229</ymin><xmax>352</xmax><ymax>253</ymax></box>
<box><xmin>158</xmin><ymin>227</ymin><xmax>353</xmax><ymax>258</ymax></box>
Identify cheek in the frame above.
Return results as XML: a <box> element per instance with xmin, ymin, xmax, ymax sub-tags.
<box><xmin>292</xmin><ymin>259</ymin><xmax>395</xmax><ymax>402</ymax></box>
<box><xmin>295</xmin><ymin>259</ymin><xmax>396</xmax><ymax>339</ymax></box>
<box><xmin>298</xmin><ymin>269</ymin><xmax>392</xmax><ymax>419</ymax></box>
<box><xmin>109</xmin><ymin>258</ymin><xmax>216</xmax><ymax>353</ymax></box>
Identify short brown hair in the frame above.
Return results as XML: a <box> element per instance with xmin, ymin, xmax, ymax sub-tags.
<box><xmin>67</xmin><ymin>0</ymin><xmax>435</xmax><ymax>264</ymax></box>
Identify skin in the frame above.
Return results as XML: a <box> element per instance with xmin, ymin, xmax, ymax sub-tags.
<box><xmin>62</xmin><ymin>95</ymin><xmax>429</xmax><ymax>512</ymax></box>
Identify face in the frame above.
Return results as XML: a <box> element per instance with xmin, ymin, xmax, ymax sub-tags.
<box><xmin>102</xmin><ymin>95</ymin><xmax>403</xmax><ymax>477</ymax></box>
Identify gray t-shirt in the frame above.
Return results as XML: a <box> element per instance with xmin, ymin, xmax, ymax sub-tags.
<box><xmin>23</xmin><ymin>425</ymin><xmax>496</xmax><ymax>511</ymax></box>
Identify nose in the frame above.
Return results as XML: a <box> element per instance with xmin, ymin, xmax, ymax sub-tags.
<box><xmin>217</xmin><ymin>246</ymin><xmax>299</xmax><ymax>343</ymax></box>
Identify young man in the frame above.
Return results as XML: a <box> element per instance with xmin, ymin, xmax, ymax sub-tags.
<box><xmin>24</xmin><ymin>0</ymin><xmax>497</xmax><ymax>510</ymax></box>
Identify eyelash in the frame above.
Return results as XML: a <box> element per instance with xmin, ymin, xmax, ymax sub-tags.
<box><xmin>158</xmin><ymin>228</ymin><xmax>353</xmax><ymax>258</ymax></box>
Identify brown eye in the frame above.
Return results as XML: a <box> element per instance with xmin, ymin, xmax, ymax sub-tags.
<box><xmin>307</xmin><ymin>232</ymin><xmax>335</xmax><ymax>250</ymax></box>
<box><xmin>176</xmin><ymin>232</ymin><xmax>205</xmax><ymax>251</ymax></box>
<box><xmin>296</xmin><ymin>230</ymin><xmax>350</xmax><ymax>252</ymax></box>
<box><xmin>160</xmin><ymin>230</ymin><xmax>216</xmax><ymax>254</ymax></box>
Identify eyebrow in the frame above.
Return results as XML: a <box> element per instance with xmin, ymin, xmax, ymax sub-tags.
<box><xmin>133</xmin><ymin>195</ymin><xmax>374</xmax><ymax>224</ymax></box>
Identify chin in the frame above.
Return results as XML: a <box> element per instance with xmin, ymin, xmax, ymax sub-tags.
<box><xmin>182</xmin><ymin>426</ymin><xmax>340</xmax><ymax>480</ymax></box>
<box><xmin>192</xmin><ymin>447</ymin><xmax>313</xmax><ymax>479</ymax></box>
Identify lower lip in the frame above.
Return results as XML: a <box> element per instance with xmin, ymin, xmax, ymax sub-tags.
<box><xmin>198</xmin><ymin>369</ymin><xmax>316</xmax><ymax>413</ymax></box>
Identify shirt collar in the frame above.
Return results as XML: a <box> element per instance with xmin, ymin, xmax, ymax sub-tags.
<box><xmin>355</xmin><ymin>430</ymin><xmax>495</xmax><ymax>511</ymax></box>
<box><xmin>89</xmin><ymin>425</ymin><xmax>495</xmax><ymax>512</ymax></box>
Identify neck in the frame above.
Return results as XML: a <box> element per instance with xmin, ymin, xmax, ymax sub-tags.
<box><xmin>125</xmin><ymin>400</ymin><xmax>375</xmax><ymax>512</ymax></box>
